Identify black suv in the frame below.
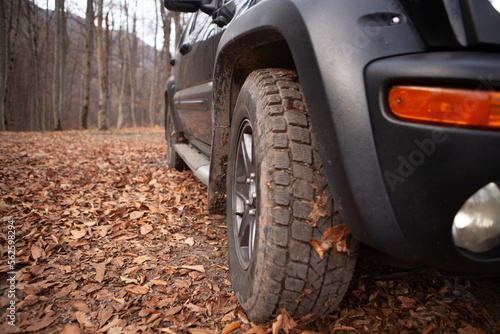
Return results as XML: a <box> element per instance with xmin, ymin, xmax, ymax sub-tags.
<box><xmin>163</xmin><ymin>0</ymin><xmax>500</xmax><ymax>323</ymax></box>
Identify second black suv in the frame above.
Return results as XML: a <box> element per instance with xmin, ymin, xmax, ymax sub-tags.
<box><xmin>164</xmin><ymin>0</ymin><xmax>500</xmax><ymax>323</ymax></box>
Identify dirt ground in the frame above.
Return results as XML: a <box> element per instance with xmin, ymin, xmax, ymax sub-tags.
<box><xmin>0</xmin><ymin>128</ymin><xmax>498</xmax><ymax>333</ymax></box>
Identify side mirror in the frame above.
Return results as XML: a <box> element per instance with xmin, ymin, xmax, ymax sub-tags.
<box><xmin>212</xmin><ymin>1</ymin><xmax>236</xmax><ymax>27</ymax></box>
<box><xmin>164</xmin><ymin>0</ymin><xmax>222</xmax><ymax>15</ymax></box>
<box><xmin>164</xmin><ymin>0</ymin><xmax>201</xmax><ymax>13</ymax></box>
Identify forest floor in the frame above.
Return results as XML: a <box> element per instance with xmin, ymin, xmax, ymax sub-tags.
<box><xmin>0</xmin><ymin>128</ymin><xmax>499</xmax><ymax>334</ymax></box>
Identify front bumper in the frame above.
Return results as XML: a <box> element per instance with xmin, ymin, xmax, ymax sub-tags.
<box><xmin>365</xmin><ymin>51</ymin><xmax>500</xmax><ymax>274</ymax></box>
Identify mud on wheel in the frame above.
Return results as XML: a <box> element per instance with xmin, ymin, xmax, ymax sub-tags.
<box><xmin>227</xmin><ymin>68</ymin><xmax>359</xmax><ymax>323</ymax></box>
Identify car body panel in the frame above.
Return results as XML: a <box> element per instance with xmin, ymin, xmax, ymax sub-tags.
<box><xmin>211</xmin><ymin>0</ymin><xmax>424</xmax><ymax>261</ymax></box>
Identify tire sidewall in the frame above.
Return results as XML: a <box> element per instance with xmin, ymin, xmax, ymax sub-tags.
<box><xmin>166</xmin><ymin>110</ymin><xmax>176</xmax><ymax>168</ymax></box>
<box><xmin>166</xmin><ymin>109</ymin><xmax>185</xmax><ymax>170</ymax></box>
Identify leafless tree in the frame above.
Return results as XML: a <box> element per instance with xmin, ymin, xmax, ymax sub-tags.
<box><xmin>80</xmin><ymin>0</ymin><xmax>94</xmax><ymax>129</ymax></box>
<box><xmin>0</xmin><ymin>0</ymin><xmax>7</xmax><ymax>131</ymax></box>
<box><xmin>97</xmin><ymin>0</ymin><xmax>108</xmax><ymax>130</ymax></box>
<box><xmin>52</xmin><ymin>0</ymin><xmax>66</xmax><ymax>130</ymax></box>
<box><xmin>1</xmin><ymin>1</ymin><xmax>23</xmax><ymax>131</ymax></box>
<box><xmin>128</xmin><ymin>0</ymin><xmax>138</xmax><ymax>127</ymax></box>
<box><xmin>147</xmin><ymin>0</ymin><xmax>160</xmax><ymax>126</ymax></box>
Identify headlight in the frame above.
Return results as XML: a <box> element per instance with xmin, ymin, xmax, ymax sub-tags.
<box><xmin>490</xmin><ymin>0</ymin><xmax>500</xmax><ymax>13</ymax></box>
<box><xmin>452</xmin><ymin>182</ymin><xmax>500</xmax><ymax>253</ymax></box>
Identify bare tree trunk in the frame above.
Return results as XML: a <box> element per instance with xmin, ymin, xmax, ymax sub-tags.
<box><xmin>42</xmin><ymin>0</ymin><xmax>51</xmax><ymax>131</ymax></box>
<box><xmin>0</xmin><ymin>0</ymin><xmax>7</xmax><ymax>131</ymax></box>
<box><xmin>116</xmin><ymin>0</ymin><xmax>128</xmax><ymax>129</ymax></box>
<box><xmin>80</xmin><ymin>0</ymin><xmax>93</xmax><ymax>129</ymax></box>
<box><xmin>105</xmin><ymin>11</ymin><xmax>111</xmax><ymax>127</ymax></box>
<box><xmin>96</xmin><ymin>0</ymin><xmax>107</xmax><ymax>130</ymax></box>
<box><xmin>26</xmin><ymin>0</ymin><xmax>41</xmax><ymax>131</ymax></box>
<box><xmin>128</xmin><ymin>5</ymin><xmax>137</xmax><ymax>127</ymax></box>
<box><xmin>52</xmin><ymin>0</ymin><xmax>64</xmax><ymax>130</ymax></box>
<box><xmin>147</xmin><ymin>0</ymin><xmax>159</xmax><ymax>127</ymax></box>
<box><xmin>117</xmin><ymin>57</ymin><xmax>128</xmax><ymax>129</ymax></box>
<box><xmin>1</xmin><ymin>1</ymin><xmax>22</xmax><ymax>131</ymax></box>
<box><xmin>59</xmin><ymin>4</ymin><xmax>68</xmax><ymax>130</ymax></box>
<box><xmin>116</xmin><ymin>4</ymin><xmax>127</xmax><ymax>130</ymax></box>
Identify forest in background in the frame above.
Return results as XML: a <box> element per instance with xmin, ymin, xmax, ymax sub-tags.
<box><xmin>0</xmin><ymin>0</ymin><xmax>184</xmax><ymax>131</ymax></box>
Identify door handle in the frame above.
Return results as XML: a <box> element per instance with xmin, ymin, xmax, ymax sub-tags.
<box><xmin>179</xmin><ymin>43</ymin><xmax>192</xmax><ymax>56</ymax></box>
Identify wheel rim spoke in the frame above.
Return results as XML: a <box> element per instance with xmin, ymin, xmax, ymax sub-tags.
<box><xmin>233</xmin><ymin>120</ymin><xmax>257</xmax><ymax>269</ymax></box>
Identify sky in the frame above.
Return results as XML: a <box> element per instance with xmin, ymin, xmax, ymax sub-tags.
<box><xmin>34</xmin><ymin>0</ymin><xmax>164</xmax><ymax>48</ymax></box>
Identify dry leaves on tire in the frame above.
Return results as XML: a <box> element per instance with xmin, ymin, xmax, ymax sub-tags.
<box><xmin>309</xmin><ymin>224</ymin><xmax>350</xmax><ymax>259</ymax></box>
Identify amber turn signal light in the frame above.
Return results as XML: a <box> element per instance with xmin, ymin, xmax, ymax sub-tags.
<box><xmin>389</xmin><ymin>86</ymin><xmax>500</xmax><ymax>129</ymax></box>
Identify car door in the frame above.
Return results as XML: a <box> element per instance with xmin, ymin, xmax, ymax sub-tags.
<box><xmin>171</xmin><ymin>0</ymin><xmax>253</xmax><ymax>156</ymax></box>
<box><xmin>172</xmin><ymin>12</ymin><xmax>217</xmax><ymax>155</ymax></box>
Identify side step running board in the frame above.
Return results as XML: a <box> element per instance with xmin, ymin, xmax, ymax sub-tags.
<box><xmin>173</xmin><ymin>143</ymin><xmax>210</xmax><ymax>185</ymax></box>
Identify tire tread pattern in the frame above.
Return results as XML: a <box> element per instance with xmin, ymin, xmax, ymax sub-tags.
<box><xmin>244</xmin><ymin>69</ymin><xmax>358</xmax><ymax>321</ymax></box>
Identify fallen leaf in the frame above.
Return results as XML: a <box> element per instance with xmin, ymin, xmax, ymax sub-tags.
<box><xmin>92</xmin><ymin>262</ymin><xmax>106</xmax><ymax>283</ymax></box>
<box><xmin>309</xmin><ymin>202</ymin><xmax>327</xmax><ymax>222</ymax></box>
<box><xmin>59</xmin><ymin>324</ymin><xmax>82</xmax><ymax>334</ymax></box>
<box><xmin>75</xmin><ymin>311</ymin><xmax>95</xmax><ymax>327</ymax></box>
<box><xmin>130</xmin><ymin>211</ymin><xmax>144</xmax><ymax>220</ymax></box>
<box><xmin>246</xmin><ymin>324</ymin><xmax>267</xmax><ymax>334</ymax></box>
<box><xmin>331</xmin><ymin>326</ymin><xmax>357</xmax><ymax>332</ymax></box>
<box><xmin>322</xmin><ymin>224</ymin><xmax>349</xmax><ymax>243</ymax></box>
<box><xmin>98</xmin><ymin>317</ymin><xmax>127</xmax><ymax>333</ymax></box>
<box><xmin>140</xmin><ymin>224</ymin><xmax>153</xmax><ymax>234</ymax></box>
<box><xmin>222</xmin><ymin>321</ymin><xmax>240</xmax><ymax>334</ymax></box>
<box><xmin>272</xmin><ymin>313</ymin><xmax>283</xmax><ymax>334</ymax></box>
<box><xmin>273</xmin><ymin>309</ymin><xmax>297</xmax><ymax>334</ymax></box>
<box><xmin>25</xmin><ymin>316</ymin><xmax>57</xmax><ymax>331</ymax></box>
<box><xmin>31</xmin><ymin>244</ymin><xmax>45</xmax><ymax>261</ymax></box>
<box><xmin>98</xmin><ymin>305</ymin><xmax>114</xmax><ymax>328</ymax></box>
<box><xmin>376</xmin><ymin>281</ymin><xmax>409</xmax><ymax>295</ymax></box>
<box><xmin>72</xmin><ymin>301</ymin><xmax>91</xmax><ymax>313</ymax></box>
<box><xmin>185</xmin><ymin>303</ymin><xmax>207</xmax><ymax>315</ymax></box>
<box><xmin>309</xmin><ymin>224</ymin><xmax>350</xmax><ymax>259</ymax></box>
<box><xmin>187</xmin><ymin>329</ymin><xmax>213</xmax><ymax>334</ymax></box>
<box><xmin>120</xmin><ymin>276</ymin><xmax>139</xmax><ymax>284</ymax></box>
<box><xmin>398</xmin><ymin>296</ymin><xmax>416</xmax><ymax>308</ymax></box>
<box><xmin>164</xmin><ymin>305</ymin><xmax>183</xmax><ymax>317</ymax></box>
<box><xmin>422</xmin><ymin>323</ymin><xmax>437</xmax><ymax>334</ymax></box>
<box><xmin>181</xmin><ymin>265</ymin><xmax>205</xmax><ymax>273</ymax></box>
<box><xmin>185</xmin><ymin>237</ymin><xmax>195</xmax><ymax>246</ymax></box>
<box><xmin>150</xmin><ymin>279</ymin><xmax>168</xmax><ymax>286</ymax></box>
<box><xmin>124</xmin><ymin>285</ymin><xmax>148</xmax><ymax>295</ymax></box>
<box><xmin>132</xmin><ymin>255</ymin><xmax>152</xmax><ymax>264</ymax></box>
<box><xmin>309</xmin><ymin>237</ymin><xmax>326</xmax><ymax>259</ymax></box>
<box><xmin>54</xmin><ymin>284</ymin><xmax>74</xmax><ymax>298</ymax></box>
<box><xmin>457</xmin><ymin>325</ymin><xmax>488</xmax><ymax>334</ymax></box>
<box><xmin>107</xmin><ymin>327</ymin><xmax>123</xmax><ymax>334</ymax></box>
<box><xmin>98</xmin><ymin>225</ymin><xmax>110</xmax><ymax>237</ymax></box>
<box><xmin>71</xmin><ymin>229</ymin><xmax>87</xmax><ymax>239</ymax></box>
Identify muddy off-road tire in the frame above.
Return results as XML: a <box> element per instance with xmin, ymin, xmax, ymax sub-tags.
<box><xmin>166</xmin><ymin>109</ymin><xmax>186</xmax><ymax>171</ymax></box>
<box><xmin>227</xmin><ymin>69</ymin><xmax>359</xmax><ymax>323</ymax></box>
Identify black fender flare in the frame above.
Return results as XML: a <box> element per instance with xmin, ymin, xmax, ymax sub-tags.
<box><xmin>209</xmin><ymin>0</ymin><xmax>425</xmax><ymax>261</ymax></box>
<box><xmin>165</xmin><ymin>75</ymin><xmax>184</xmax><ymax>140</ymax></box>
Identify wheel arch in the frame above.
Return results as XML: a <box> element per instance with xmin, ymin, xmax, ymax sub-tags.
<box><xmin>207</xmin><ymin>26</ymin><xmax>297</xmax><ymax>214</ymax></box>
<box><xmin>165</xmin><ymin>75</ymin><xmax>184</xmax><ymax>141</ymax></box>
